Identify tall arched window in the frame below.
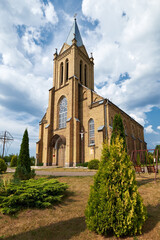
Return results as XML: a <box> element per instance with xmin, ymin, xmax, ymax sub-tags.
<box><xmin>110</xmin><ymin>117</ymin><xmax>113</xmax><ymax>128</ymax></box>
<box><xmin>89</xmin><ymin>118</ymin><xmax>95</xmax><ymax>145</ymax></box>
<box><xmin>132</xmin><ymin>125</ymin><xmax>135</xmax><ymax>137</ymax></box>
<box><xmin>84</xmin><ymin>64</ymin><xmax>87</xmax><ymax>86</ymax></box>
<box><xmin>80</xmin><ymin>60</ymin><xmax>82</xmax><ymax>83</ymax></box>
<box><xmin>65</xmin><ymin>59</ymin><xmax>69</xmax><ymax>82</ymax></box>
<box><xmin>59</xmin><ymin>97</ymin><xmax>67</xmax><ymax>129</ymax></box>
<box><xmin>60</xmin><ymin>62</ymin><xmax>63</xmax><ymax>85</ymax></box>
<box><xmin>124</xmin><ymin>121</ymin><xmax>127</xmax><ymax>135</ymax></box>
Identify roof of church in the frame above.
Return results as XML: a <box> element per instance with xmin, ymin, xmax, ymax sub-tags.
<box><xmin>66</xmin><ymin>19</ymin><xmax>83</xmax><ymax>47</ymax></box>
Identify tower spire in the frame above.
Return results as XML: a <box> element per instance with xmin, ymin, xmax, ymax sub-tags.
<box><xmin>66</xmin><ymin>17</ymin><xmax>83</xmax><ymax>47</ymax></box>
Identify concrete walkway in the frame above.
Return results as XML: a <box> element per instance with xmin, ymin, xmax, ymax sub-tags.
<box><xmin>7</xmin><ymin>167</ymin><xmax>97</xmax><ymax>177</ymax></box>
<box><xmin>36</xmin><ymin>171</ymin><xmax>96</xmax><ymax>177</ymax></box>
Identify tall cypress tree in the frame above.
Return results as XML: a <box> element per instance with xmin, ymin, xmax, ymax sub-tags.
<box><xmin>111</xmin><ymin>114</ymin><xmax>127</xmax><ymax>150</ymax></box>
<box><xmin>14</xmin><ymin>129</ymin><xmax>34</xmax><ymax>180</ymax></box>
<box><xmin>85</xmin><ymin>137</ymin><xmax>147</xmax><ymax>237</ymax></box>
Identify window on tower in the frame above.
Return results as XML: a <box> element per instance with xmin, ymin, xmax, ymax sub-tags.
<box><xmin>60</xmin><ymin>62</ymin><xmax>63</xmax><ymax>85</ymax></box>
<box><xmin>65</xmin><ymin>59</ymin><xmax>69</xmax><ymax>82</ymax></box>
<box><xmin>59</xmin><ymin>97</ymin><xmax>67</xmax><ymax>129</ymax></box>
<box><xmin>84</xmin><ymin>64</ymin><xmax>87</xmax><ymax>86</ymax></box>
<box><xmin>89</xmin><ymin>118</ymin><xmax>95</xmax><ymax>145</ymax></box>
<box><xmin>80</xmin><ymin>60</ymin><xmax>82</xmax><ymax>83</ymax></box>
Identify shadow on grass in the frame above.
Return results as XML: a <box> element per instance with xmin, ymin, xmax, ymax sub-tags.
<box><xmin>136</xmin><ymin>177</ymin><xmax>159</xmax><ymax>187</ymax></box>
<box><xmin>4</xmin><ymin>216</ymin><xmax>86</xmax><ymax>240</ymax></box>
<box><xmin>142</xmin><ymin>203</ymin><xmax>160</xmax><ymax>234</ymax></box>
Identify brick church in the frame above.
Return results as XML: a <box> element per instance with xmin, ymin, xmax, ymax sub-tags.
<box><xmin>36</xmin><ymin>19</ymin><xmax>146</xmax><ymax>166</ymax></box>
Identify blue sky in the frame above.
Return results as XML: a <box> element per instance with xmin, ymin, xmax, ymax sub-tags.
<box><xmin>0</xmin><ymin>0</ymin><xmax>160</xmax><ymax>157</ymax></box>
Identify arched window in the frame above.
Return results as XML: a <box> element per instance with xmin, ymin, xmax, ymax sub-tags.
<box><xmin>84</xmin><ymin>64</ymin><xmax>87</xmax><ymax>86</ymax></box>
<box><xmin>138</xmin><ymin>129</ymin><xmax>141</xmax><ymax>139</ymax></box>
<box><xmin>110</xmin><ymin>117</ymin><xmax>113</xmax><ymax>128</ymax></box>
<box><xmin>80</xmin><ymin>60</ymin><xmax>82</xmax><ymax>83</ymax></box>
<box><xmin>60</xmin><ymin>62</ymin><xmax>63</xmax><ymax>85</ymax></box>
<box><xmin>65</xmin><ymin>59</ymin><xmax>69</xmax><ymax>82</ymax></box>
<box><xmin>124</xmin><ymin>121</ymin><xmax>127</xmax><ymax>135</ymax></box>
<box><xmin>132</xmin><ymin>125</ymin><xmax>135</xmax><ymax>137</ymax></box>
<box><xmin>89</xmin><ymin>119</ymin><xmax>95</xmax><ymax>145</ymax></box>
<box><xmin>59</xmin><ymin>97</ymin><xmax>67</xmax><ymax>129</ymax></box>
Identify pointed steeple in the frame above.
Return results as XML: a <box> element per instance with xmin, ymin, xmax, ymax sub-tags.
<box><xmin>66</xmin><ymin>18</ymin><xmax>83</xmax><ymax>47</ymax></box>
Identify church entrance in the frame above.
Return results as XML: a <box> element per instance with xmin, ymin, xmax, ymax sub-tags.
<box><xmin>50</xmin><ymin>134</ymin><xmax>66</xmax><ymax>167</ymax></box>
<box><xmin>57</xmin><ymin>139</ymin><xmax>66</xmax><ymax>167</ymax></box>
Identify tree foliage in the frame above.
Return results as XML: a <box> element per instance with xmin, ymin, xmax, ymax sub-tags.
<box><xmin>14</xmin><ymin>129</ymin><xmax>35</xmax><ymax>180</ymax></box>
<box><xmin>155</xmin><ymin>145</ymin><xmax>160</xmax><ymax>161</ymax></box>
<box><xmin>10</xmin><ymin>155</ymin><xmax>18</xmax><ymax>167</ymax></box>
<box><xmin>110</xmin><ymin>114</ymin><xmax>127</xmax><ymax>150</ymax></box>
<box><xmin>137</xmin><ymin>153</ymin><xmax>141</xmax><ymax>166</ymax></box>
<box><xmin>85</xmin><ymin>137</ymin><xmax>147</xmax><ymax>237</ymax></box>
<box><xmin>0</xmin><ymin>159</ymin><xmax>7</xmax><ymax>173</ymax></box>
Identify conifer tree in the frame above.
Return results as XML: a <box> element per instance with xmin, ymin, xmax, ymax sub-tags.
<box><xmin>137</xmin><ymin>153</ymin><xmax>141</xmax><ymax>166</ymax></box>
<box><xmin>14</xmin><ymin>129</ymin><xmax>35</xmax><ymax>180</ymax></box>
<box><xmin>85</xmin><ymin>137</ymin><xmax>147</xmax><ymax>237</ymax></box>
<box><xmin>110</xmin><ymin>114</ymin><xmax>127</xmax><ymax>150</ymax></box>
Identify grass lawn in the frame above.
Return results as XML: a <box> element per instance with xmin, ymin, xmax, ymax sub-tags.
<box><xmin>0</xmin><ymin>173</ymin><xmax>160</xmax><ymax>240</ymax></box>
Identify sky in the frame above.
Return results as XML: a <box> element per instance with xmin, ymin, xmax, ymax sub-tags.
<box><xmin>0</xmin><ymin>0</ymin><xmax>160</xmax><ymax>157</ymax></box>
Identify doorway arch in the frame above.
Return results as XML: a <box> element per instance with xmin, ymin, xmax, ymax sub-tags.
<box><xmin>50</xmin><ymin>134</ymin><xmax>66</xmax><ymax>167</ymax></box>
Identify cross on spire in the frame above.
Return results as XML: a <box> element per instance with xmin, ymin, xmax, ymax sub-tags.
<box><xmin>74</xmin><ymin>13</ymin><xmax>77</xmax><ymax>20</ymax></box>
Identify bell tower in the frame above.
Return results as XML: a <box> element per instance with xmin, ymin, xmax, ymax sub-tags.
<box><xmin>53</xmin><ymin>18</ymin><xmax>94</xmax><ymax>90</ymax></box>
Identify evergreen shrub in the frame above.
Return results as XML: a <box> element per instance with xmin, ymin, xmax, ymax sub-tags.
<box><xmin>85</xmin><ymin>137</ymin><xmax>147</xmax><ymax>237</ymax></box>
<box><xmin>30</xmin><ymin>156</ymin><xmax>36</xmax><ymax>166</ymax></box>
<box><xmin>14</xmin><ymin>129</ymin><xmax>35</xmax><ymax>180</ymax></box>
<box><xmin>76</xmin><ymin>162</ymin><xmax>88</xmax><ymax>167</ymax></box>
<box><xmin>37</xmin><ymin>162</ymin><xmax>43</xmax><ymax>166</ymax></box>
<box><xmin>0</xmin><ymin>159</ymin><xmax>7</xmax><ymax>173</ymax></box>
<box><xmin>111</xmin><ymin>114</ymin><xmax>127</xmax><ymax>150</ymax></box>
<box><xmin>10</xmin><ymin>155</ymin><xmax>18</xmax><ymax>167</ymax></box>
<box><xmin>88</xmin><ymin>159</ymin><xmax>99</xmax><ymax>169</ymax></box>
<box><xmin>0</xmin><ymin>178</ymin><xmax>68</xmax><ymax>215</ymax></box>
<box><xmin>137</xmin><ymin>153</ymin><xmax>141</xmax><ymax>166</ymax></box>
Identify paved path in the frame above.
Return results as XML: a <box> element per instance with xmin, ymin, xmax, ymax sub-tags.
<box><xmin>36</xmin><ymin>170</ymin><xmax>96</xmax><ymax>176</ymax></box>
<box><xmin>7</xmin><ymin>167</ymin><xmax>96</xmax><ymax>177</ymax></box>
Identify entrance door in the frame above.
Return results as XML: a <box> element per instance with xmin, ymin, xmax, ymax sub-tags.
<box><xmin>57</xmin><ymin>141</ymin><xmax>66</xmax><ymax>167</ymax></box>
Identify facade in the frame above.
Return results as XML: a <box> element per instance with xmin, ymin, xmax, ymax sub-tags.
<box><xmin>36</xmin><ymin>19</ymin><xmax>147</xmax><ymax>166</ymax></box>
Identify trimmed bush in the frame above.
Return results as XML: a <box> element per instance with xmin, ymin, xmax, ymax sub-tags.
<box><xmin>76</xmin><ymin>162</ymin><xmax>88</xmax><ymax>167</ymax></box>
<box><xmin>0</xmin><ymin>178</ymin><xmax>68</xmax><ymax>215</ymax></box>
<box><xmin>85</xmin><ymin>137</ymin><xmax>147</xmax><ymax>237</ymax></box>
<box><xmin>88</xmin><ymin>159</ymin><xmax>99</xmax><ymax>170</ymax></box>
<box><xmin>10</xmin><ymin>155</ymin><xmax>18</xmax><ymax>167</ymax></box>
<box><xmin>37</xmin><ymin>162</ymin><xmax>43</xmax><ymax>166</ymax></box>
<box><xmin>0</xmin><ymin>159</ymin><xmax>7</xmax><ymax>173</ymax></box>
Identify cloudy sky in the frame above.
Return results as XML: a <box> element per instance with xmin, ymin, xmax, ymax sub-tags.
<box><xmin>0</xmin><ymin>0</ymin><xmax>160</xmax><ymax>157</ymax></box>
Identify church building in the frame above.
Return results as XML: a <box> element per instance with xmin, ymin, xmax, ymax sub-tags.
<box><xmin>36</xmin><ymin>19</ymin><xmax>146</xmax><ymax>166</ymax></box>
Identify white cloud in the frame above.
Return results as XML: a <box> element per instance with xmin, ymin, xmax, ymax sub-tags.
<box><xmin>82</xmin><ymin>0</ymin><xmax>160</xmax><ymax>124</ymax></box>
<box><xmin>0</xmin><ymin>0</ymin><xmax>59</xmax><ymax>156</ymax></box>
<box><xmin>44</xmin><ymin>2</ymin><xmax>58</xmax><ymax>23</ymax></box>
<box><xmin>145</xmin><ymin>125</ymin><xmax>158</xmax><ymax>134</ymax></box>
<box><xmin>157</xmin><ymin>126</ymin><xmax>160</xmax><ymax>130</ymax></box>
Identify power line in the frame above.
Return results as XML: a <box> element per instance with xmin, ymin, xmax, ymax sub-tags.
<box><xmin>0</xmin><ymin>131</ymin><xmax>14</xmax><ymax>157</ymax></box>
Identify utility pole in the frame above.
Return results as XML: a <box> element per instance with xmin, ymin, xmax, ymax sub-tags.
<box><xmin>0</xmin><ymin>131</ymin><xmax>14</xmax><ymax>158</ymax></box>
